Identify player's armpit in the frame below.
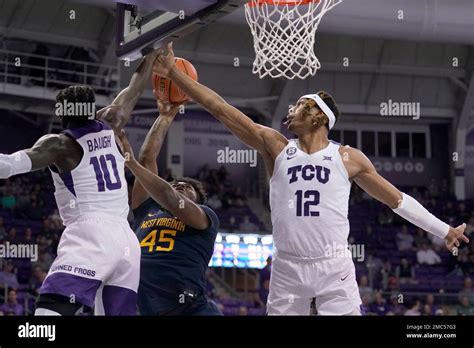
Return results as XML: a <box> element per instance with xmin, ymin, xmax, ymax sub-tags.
<box><xmin>24</xmin><ymin>134</ymin><xmax>72</xmax><ymax>171</ymax></box>
<box><xmin>348</xmin><ymin>148</ymin><xmax>402</xmax><ymax>209</ymax></box>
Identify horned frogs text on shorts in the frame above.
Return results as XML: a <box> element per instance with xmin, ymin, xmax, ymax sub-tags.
<box><xmin>268</xmin><ymin>139</ymin><xmax>362</xmax><ymax>315</ymax></box>
<box><xmin>39</xmin><ymin>121</ymin><xmax>141</xmax><ymax>315</ymax></box>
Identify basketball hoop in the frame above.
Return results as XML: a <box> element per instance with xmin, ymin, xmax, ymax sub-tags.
<box><xmin>245</xmin><ymin>0</ymin><xmax>342</xmax><ymax>80</ymax></box>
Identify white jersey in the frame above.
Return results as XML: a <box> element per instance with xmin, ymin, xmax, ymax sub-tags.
<box><xmin>269</xmin><ymin>139</ymin><xmax>351</xmax><ymax>258</ymax></box>
<box><xmin>49</xmin><ymin>121</ymin><xmax>129</xmax><ymax>226</ymax></box>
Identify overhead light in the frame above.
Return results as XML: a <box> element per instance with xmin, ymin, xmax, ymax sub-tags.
<box><xmin>261</xmin><ymin>235</ymin><xmax>273</xmax><ymax>245</ymax></box>
<box><xmin>243</xmin><ymin>235</ymin><xmax>258</xmax><ymax>245</ymax></box>
<box><xmin>225</xmin><ymin>235</ymin><xmax>240</xmax><ymax>244</ymax></box>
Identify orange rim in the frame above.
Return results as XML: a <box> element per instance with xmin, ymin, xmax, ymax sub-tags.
<box><xmin>247</xmin><ymin>0</ymin><xmax>320</xmax><ymax>7</ymax></box>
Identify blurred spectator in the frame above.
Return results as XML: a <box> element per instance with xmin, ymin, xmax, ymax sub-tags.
<box><xmin>456</xmin><ymin>296</ymin><xmax>474</xmax><ymax>316</ymax></box>
<box><xmin>379</xmin><ymin>260</ymin><xmax>395</xmax><ymax>290</ymax></box>
<box><xmin>441</xmin><ymin>201</ymin><xmax>456</xmax><ymax>221</ymax></box>
<box><xmin>369</xmin><ymin>292</ymin><xmax>389</xmax><ymax>316</ymax></box>
<box><xmin>377</xmin><ymin>209</ymin><xmax>393</xmax><ymax>225</ymax></box>
<box><xmin>25</xmin><ymin>200</ymin><xmax>43</xmax><ymax>220</ymax></box>
<box><xmin>422</xmin><ymin>304</ymin><xmax>432</xmax><ymax>316</ymax></box>
<box><xmin>360</xmin><ymin>294</ymin><xmax>371</xmax><ymax>315</ymax></box>
<box><xmin>238</xmin><ymin>306</ymin><xmax>248</xmax><ymax>316</ymax></box>
<box><xmin>232</xmin><ymin>187</ymin><xmax>247</xmax><ymax>207</ymax></box>
<box><xmin>48</xmin><ymin>209</ymin><xmax>62</xmax><ymax>230</ymax></box>
<box><xmin>428</xmin><ymin>232</ymin><xmax>446</xmax><ymax>252</ymax></box>
<box><xmin>0</xmin><ymin>262</ymin><xmax>19</xmax><ymax>290</ymax></box>
<box><xmin>6</xmin><ymin>227</ymin><xmax>19</xmax><ymax>244</ymax></box>
<box><xmin>404</xmin><ymin>299</ymin><xmax>421</xmax><ymax>316</ymax></box>
<box><xmin>21</xmin><ymin>228</ymin><xmax>34</xmax><ymax>244</ymax></box>
<box><xmin>33</xmin><ymin>251</ymin><xmax>54</xmax><ymax>271</ymax></box>
<box><xmin>387</xmin><ymin>294</ymin><xmax>405</xmax><ymax>315</ymax></box>
<box><xmin>207</xmin><ymin>194</ymin><xmax>222</xmax><ymax>211</ymax></box>
<box><xmin>365</xmin><ymin>254</ymin><xmax>383</xmax><ymax>283</ymax></box>
<box><xmin>416</xmin><ymin>243</ymin><xmax>441</xmax><ymax>265</ymax></box>
<box><xmin>250</xmin><ymin>291</ymin><xmax>265</xmax><ymax>309</ymax></box>
<box><xmin>41</xmin><ymin>219</ymin><xmax>56</xmax><ymax>240</ymax></box>
<box><xmin>424</xmin><ymin>294</ymin><xmax>438</xmax><ymax>315</ymax></box>
<box><xmin>395</xmin><ymin>258</ymin><xmax>416</xmax><ymax>284</ymax></box>
<box><xmin>217</xmin><ymin>166</ymin><xmax>229</xmax><ymax>184</ymax></box>
<box><xmin>29</xmin><ymin>265</ymin><xmax>46</xmax><ymax>296</ymax></box>
<box><xmin>239</xmin><ymin>215</ymin><xmax>258</xmax><ymax>233</ymax></box>
<box><xmin>457</xmin><ymin>203</ymin><xmax>470</xmax><ymax>222</ymax></box>
<box><xmin>358</xmin><ymin>275</ymin><xmax>373</xmax><ymax>301</ymax></box>
<box><xmin>227</xmin><ymin>216</ymin><xmax>237</xmax><ymax>233</ymax></box>
<box><xmin>0</xmin><ymin>289</ymin><xmax>24</xmax><ymax>315</ymax></box>
<box><xmin>466</xmin><ymin>217</ymin><xmax>474</xmax><ymax>237</ymax></box>
<box><xmin>216</xmin><ymin>302</ymin><xmax>225</xmax><ymax>314</ymax></box>
<box><xmin>196</xmin><ymin>164</ymin><xmax>210</xmax><ymax>182</ymax></box>
<box><xmin>414</xmin><ymin>228</ymin><xmax>430</xmax><ymax>248</ymax></box>
<box><xmin>1</xmin><ymin>188</ymin><xmax>17</xmax><ymax>210</ymax></box>
<box><xmin>458</xmin><ymin>277</ymin><xmax>474</xmax><ymax>304</ymax></box>
<box><xmin>396</xmin><ymin>225</ymin><xmax>414</xmax><ymax>251</ymax></box>
<box><xmin>428</xmin><ymin>178</ymin><xmax>439</xmax><ymax>198</ymax></box>
<box><xmin>0</xmin><ymin>217</ymin><xmax>6</xmax><ymax>240</ymax></box>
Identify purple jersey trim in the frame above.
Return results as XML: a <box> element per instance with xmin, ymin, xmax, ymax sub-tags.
<box><xmin>58</xmin><ymin>171</ymin><xmax>76</xmax><ymax>197</ymax></box>
<box><xmin>63</xmin><ymin>120</ymin><xmax>109</xmax><ymax>140</ymax></box>
<box><xmin>330</xmin><ymin>139</ymin><xmax>342</xmax><ymax>146</ymax></box>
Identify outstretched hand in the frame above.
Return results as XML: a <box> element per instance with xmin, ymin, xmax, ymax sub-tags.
<box><xmin>153</xmin><ymin>42</ymin><xmax>176</xmax><ymax>78</ymax></box>
<box><xmin>156</xmin><ymin>99</ymin><xmax>180</xmax><ymax>119</ymax></box>
<box><xmin>445</xmin><ymin>223</ymin><xmax>469</xmax><ymax>253</ymax></box>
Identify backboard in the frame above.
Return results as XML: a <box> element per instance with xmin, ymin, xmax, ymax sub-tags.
<box><xmin>116</xmin><ymin>0</ymin><xmax>247</xmax><ymax>61</ymax></box>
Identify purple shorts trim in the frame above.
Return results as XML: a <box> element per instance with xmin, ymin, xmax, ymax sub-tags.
<box><xmin>39</xmin><ymin>272</ymin><xmax>101</xmax><ymax>308</ymax></box>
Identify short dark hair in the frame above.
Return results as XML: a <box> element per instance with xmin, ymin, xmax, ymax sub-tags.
<box><xmin>172</xmin><ymin>177</ymin><xmax>207</xmax><ymax>204</ymax></box>
<box><xmin>56</xmin><ymin>85</ymin><xmax>96</xmax><ymax>128</ymax></box>
<box><xmin>316</xmin><ymin>90</ymin><xmax>340</xmax><ymax>131</ymax></box>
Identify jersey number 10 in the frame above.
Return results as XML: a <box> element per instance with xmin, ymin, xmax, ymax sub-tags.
<box><xmin>90</xmin><ymin>155</ymin><xmax>122</xmax><ymax>192</ymax></box>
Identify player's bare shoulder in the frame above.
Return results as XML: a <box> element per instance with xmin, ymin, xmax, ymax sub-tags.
<box><xmin>337</xmin><ymin>145</ymin><xmax>373</xmax><ymax>179</ymax></box>
<box><xmin>39</xmin><ymin>134</ymin><xmax>81</xmax><ymax>154</ymax></box>
<box><xmin>260</xmin><ymin>125</ymin><xmax>288</xmax><ymax>159</ymax></box>
<box><xmin>44</xmin><ymin>134</ymin><xmax>83</xmax><ymax>170</ymax></box>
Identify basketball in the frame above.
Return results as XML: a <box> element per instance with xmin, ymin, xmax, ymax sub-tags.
<box><xmin>152</xmin><ymin>57</ymin><xmax>198</xmax><ymax>104</ymax></box>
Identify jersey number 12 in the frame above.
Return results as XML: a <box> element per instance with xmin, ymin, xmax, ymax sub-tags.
<box><xmin>295</xmin><ymin>190</ymin><xmax>320</xmax><ymax>217</ymax></box>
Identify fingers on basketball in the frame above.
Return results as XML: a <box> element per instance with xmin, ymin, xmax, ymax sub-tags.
<box><xmin>152</xmin><ymin>57</ymin><xmax>198</xmax><ymax>105</ymax></box>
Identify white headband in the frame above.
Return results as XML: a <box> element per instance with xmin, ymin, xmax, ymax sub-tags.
<box><xmin>300</xmin><ymin>94</ymin><xmax>336</xmax><ymax>130</ymax></box>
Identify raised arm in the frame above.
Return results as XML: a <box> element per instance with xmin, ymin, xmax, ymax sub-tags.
<box><xmin>97</xmin><ymin>50</ymin><xmax>160</xmax><ymax>129</ymax></box>
<box><xmin>0</xmin><ymin>134</ymin><xmax>78</xmax><ymax>179</ymax></box>
<box><xmin>153</xmin><ymin>43</ymin><xmax>287</xmax><ymax>158</ymax></box>
<box><xmin>342</xmin><ymin>146</ymin><xmax>469</xmax><ymax>252</ymax></box>
<box><xmin>117</xmin><ymin>129</ymin><xmax>209</xmax><ymax>230</ymax></box>
<box><xmin>131</xmin><ymin>101</ymin><xmax>179</xmax><ymax>209</ymax></box>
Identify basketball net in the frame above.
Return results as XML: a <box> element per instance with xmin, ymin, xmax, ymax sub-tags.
<box><xmin>245</xmin><ymin>0</ymin><xmax>342</xmax><ymax>80</ymax></box>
